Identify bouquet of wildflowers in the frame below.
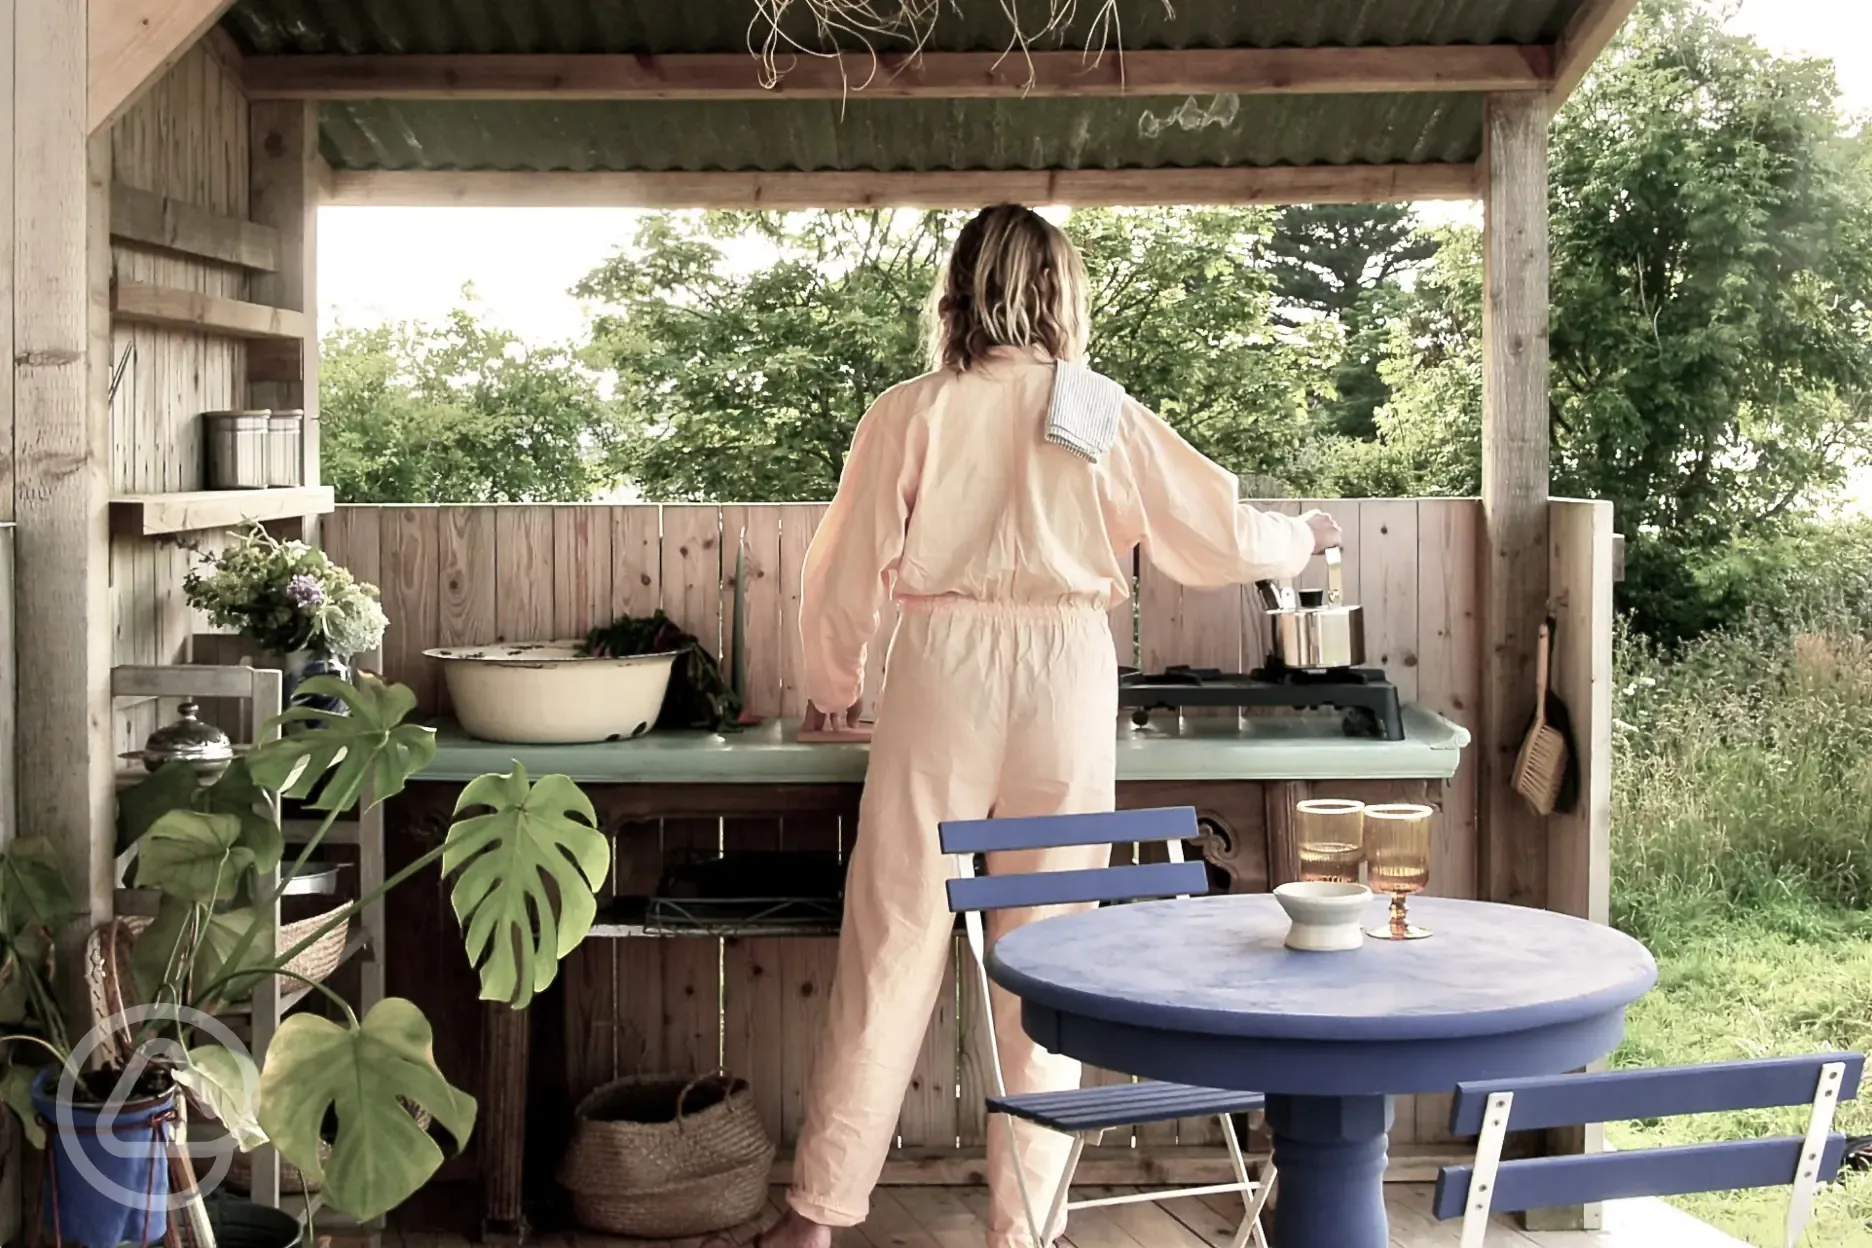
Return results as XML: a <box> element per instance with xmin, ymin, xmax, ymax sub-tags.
<box><xmin>184</xmin><ymin>524</ymin><xmax>388</xmax><ymax>658</ymax></box>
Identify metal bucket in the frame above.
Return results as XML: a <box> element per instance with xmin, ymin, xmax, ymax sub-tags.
<box><xmin>204</xmin><ymin>411</ymin><xmax>269</xmax><ymax>489</ymax></box>
<box><xmin>266</xmin><ymin>409</ymin><xmax>303</xmax><ymax>487</ymax></box>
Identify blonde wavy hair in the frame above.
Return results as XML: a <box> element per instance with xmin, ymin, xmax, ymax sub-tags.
<box><xmin>926</xmin><ymin>204</ymin><xmax>1090</xmax><ymax>372</ymax></box>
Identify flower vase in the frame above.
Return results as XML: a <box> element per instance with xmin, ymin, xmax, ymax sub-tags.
<box><xmin>283</xmin><ymin>649</ymin><xmax>351</xmax><ymax>716</ymax></box>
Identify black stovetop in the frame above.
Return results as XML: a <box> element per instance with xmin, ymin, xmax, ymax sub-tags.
<box><xmin>1118</xmin><ymin>664</ymin><xmax>1405</xmax><ymax>741</ymax></box>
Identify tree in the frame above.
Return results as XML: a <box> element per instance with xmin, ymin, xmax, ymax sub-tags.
<box><xmin>321</xmin><ymin>298</ymin><xmax>624</xmax><ymax>504</ymax></box>
<box><xmin>577</xmin><ymin>211</ymin><xmax>949</xmax><ymax>503</ymax></box>
<box><xmin>1324</xmin><ymin>3</ymin><xmax>1872</xmax><ymax>640</ymax></box>
<box><xmin>1314</xmin><ymin>225</ymin><xmax>1483</xmax><ymax>499</ymax></box>
<box><xmin>1264</xmin><ymin>205</ymin><xmax>1439</xmax><ymax>439</ymax></box>
<box><xmin>1550</xmin><ymin>1</ymin><xmax>1872</xmax><ymax>637</ymax></box>
<box><xmin>580</xmin><ymin>208</ymin><xmax>1333</xmax><ymax>502</ymax></box>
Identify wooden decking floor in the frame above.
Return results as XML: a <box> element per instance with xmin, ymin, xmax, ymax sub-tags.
<box><xmin>400</xmin><ymin>1184</ymin><xmax>1746</xmax><ymax>1248</ymax></box>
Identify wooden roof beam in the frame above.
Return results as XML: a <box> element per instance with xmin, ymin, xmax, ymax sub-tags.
<box><xmin>1550</xmin><ymin>0</ymin><xmax>1641</xmax><ymax>107</ymax></box>
<box><xmin>246</xmin><ymin>46</ymin><xmax>1553</xmax><ymax>101</ymax></box>
<box><xmin>323</xmin><ymin>164</ymin><xmax>1483</xmax><ymax>210</ymax></box>
<box><xmin>90</xmin><ymin>0</ymin><xmax>239</xmax><ymax>133</ymax></box>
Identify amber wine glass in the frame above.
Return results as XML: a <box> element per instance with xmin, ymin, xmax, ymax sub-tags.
<box><xmin>1364</xmin><ymin>803</ymin><xmax>1434</xmax><ymax>940</ymax></box>
<box><xmin>1295</xmin><ymin>799</ymin><xmax>1366</xmax><ymax>885</ymax></box>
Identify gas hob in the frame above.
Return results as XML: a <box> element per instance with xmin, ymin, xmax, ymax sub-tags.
<box><xmin>1118</xmin><ymin>664</ymin><xmax>1405</xmax><ymax>741</ymax></box>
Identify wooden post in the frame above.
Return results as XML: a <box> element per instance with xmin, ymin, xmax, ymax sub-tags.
<box><xmin>247</xmin><ymin>100</ymin><xmax>321</xmax><ymax>538</ymax></box>
<box><xmin>15</xmin><ymin>0</ymin><xmax>116</xmax><ymax>930</ymax></box>
<box><xmin>1478</xmin><ymin>92</ymin><xmax>1552</xmax><ymax>910</ymax></box>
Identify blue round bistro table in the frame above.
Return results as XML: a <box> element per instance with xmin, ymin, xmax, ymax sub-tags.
<box><xmin>986</xmin><ymin>894</ymin><xmax>1657</xmax><ymax>1248</ymax></box>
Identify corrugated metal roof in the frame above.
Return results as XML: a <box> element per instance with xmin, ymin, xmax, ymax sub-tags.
<box><xmin>316</xmin><ymin>93</ymin><xmax>1484</xmax><ymax>172</ymax></box>
<box><xmin>226</xmin><ymin>0</ymin><xmax>1582</xmax><ymax>58</ymax></box>
<box><xmin>228</xmin><ymin>0</ymin><xmax>1560</xmax><ymax>175</ymax></box>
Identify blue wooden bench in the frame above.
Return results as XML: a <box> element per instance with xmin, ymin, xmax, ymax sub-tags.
<box><xmin>940</xmin><ymin>807</ymin><xmax>1273</xmax><ymax>1248</ymax></box>
<box><xmin>1433</xmin><ymin>1052</ymin><xmax>1865</xmax><ymax>1248</ymax></box>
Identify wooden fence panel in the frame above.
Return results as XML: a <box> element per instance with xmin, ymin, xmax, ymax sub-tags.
<box><xmin>325</xmin><ymin>497</ymin><xmax>1493</xmax><ymax>1160</ymax></box>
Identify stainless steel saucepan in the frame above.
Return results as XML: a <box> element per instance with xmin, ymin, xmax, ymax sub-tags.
<box><xmin>1255</xmin><ymin>546</ymin><xmax>1366</xmax><ymax>670</ymax></box>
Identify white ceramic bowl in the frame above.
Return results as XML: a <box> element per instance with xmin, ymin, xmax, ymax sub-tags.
<box><xmin>426</xmin><ymin>642</ymin><xmax>678</xmax><ymax>745</ymax></box>
<box><xmin>1273</xmin><ymin>881</ymin><xmax>1374</xmax><ymax>952</ymax></box>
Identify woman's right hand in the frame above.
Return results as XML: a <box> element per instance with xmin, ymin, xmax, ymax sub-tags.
<box><xmin>1301</xmin><ymin>509</ymin><xmax>1343</xmax><ymax>554</ymax></box>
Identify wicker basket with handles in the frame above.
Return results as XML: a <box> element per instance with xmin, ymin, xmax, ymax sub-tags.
<box><xmin>89</xmin><ymin>902</ymin><xmax>350</xmax><ymax>1028</ymax></box>
<box><xmin>557</xmin><ymin>1073</ymin><xmax>775</xmax><ymax>1238</ymax></box>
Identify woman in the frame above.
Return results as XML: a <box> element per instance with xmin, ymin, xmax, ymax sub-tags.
<box><xmin>766</xmin><ymin>205</ymin><xmax>1340</xmax><ymax>1248</ymax></box>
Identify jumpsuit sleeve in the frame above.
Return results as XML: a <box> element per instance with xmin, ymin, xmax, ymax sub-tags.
<box><xmin>799</xmin><ymin>394</ymin><xmax>918</xmax><ymax>713</ymax></box>
<box><xmin>1111</xmin><ymin>400</ymin><xmax>1317</xmax><ymax>588</ymax></box>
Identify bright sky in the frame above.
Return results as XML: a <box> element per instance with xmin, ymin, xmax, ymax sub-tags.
<box><xmin>319</xmin><ymin>0</ymin><xmax>1872</xmax><ymax>344</ymax></box>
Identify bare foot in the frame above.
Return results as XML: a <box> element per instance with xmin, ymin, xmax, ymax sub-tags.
<box><xmin>755</xmin><ymin>1209</ymin><xmax>833</xmax><ymax>1248</ymax></box>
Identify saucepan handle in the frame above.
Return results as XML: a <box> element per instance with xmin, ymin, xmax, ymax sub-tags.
<box><xmin>1325</xmin><ymin>546</ymin><xmax>1344</xmax><ymax>606</ymax></box>
<box><xmin>1254</xmin><ymin>581</ymin><xmax>1284</xmax><ymax>612</ymax></box>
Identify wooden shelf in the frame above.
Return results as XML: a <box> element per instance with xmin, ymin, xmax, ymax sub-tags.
<box><xmin>110</xmin><ymin>182</ymin><xmax>281</xmax><ymax>272</ymax></box>
<box><xmin>110</xmin><ymin>279</ymin><xmax>307</xmax><ymax>340</ymax></box>
<box><xmin>111</xmin><ymin>485</ymin><xmax>334</xmax><ymax>537</ymax></box>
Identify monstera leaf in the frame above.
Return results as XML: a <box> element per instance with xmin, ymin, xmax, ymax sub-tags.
<box><xmin>248</xmin><ymin>677</ymin><xmax>436</xmax><ymax>813</ymax></box>
<box><xmin>136</xmin><ymin>811</ymin><xmax>253</xmax><ymax>904</ymax></box>
<box><xmin>118</xmin><ymin>760</ymin><xmax>284</xmax><ymax>874</ymax></box>
<box><xmin>198</xmin><ymin>760</ymin><xmax>285</xmax><ymax>880</ymax></box>
<box><xmin>179</xmin><ymin>1044</ymin><xmax>267</xmax><ymax>1151</ymax></box>
<box><xmin>258</xmin><ymin>999</ymin><xmax>476</xmax><ymax>1220</ymax></box>
<box><xmin>442</xmin><ymin>765</ymin><xmax>607</xmax><ymax>1008</ymax></box>
<box><xmin>133</xmin><ymin>896</ymin><xmax>274</xmax><ymax>1004</ymax></box>
<box><xmin>0</xmin><ymin>837</ymin><xmax>76</xmax><ymax>937</ymax></box>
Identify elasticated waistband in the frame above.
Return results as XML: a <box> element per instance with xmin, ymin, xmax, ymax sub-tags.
<box><xmin>896</xmin><ymin>594</ymin><xmax>1107</xmax><ymax>620</ymax></box>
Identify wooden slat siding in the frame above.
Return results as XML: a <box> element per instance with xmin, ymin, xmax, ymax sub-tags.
<box><xmin>1413</xmin><ymin>499</ymin><xmax>1483</xmax><ymax>1147</ymax></box>
<box><xmin>603</xmin><ymin>508</ymin><xmax>666</xmax><ymax>1089</ymax></box>
<box><xmin>657</xmin><ymin>504</ymin><xmax>726</xmax><ymax>1078</ymax></box>
<box><xmin>724</xmin><ymin>933</ymin><xmax>789</xmax><ymax>1145</ymax></box>
<box><xmin>1547</xmin><ymin>499</ymin><xmax>1613</xmax><ymax>926</ymax></box>
<box><xmin>778</xmin><ymin>504</ymin><xmax>828</xmax><ymax>718</ymax></box>
<box><xmin>105</xmin><ymin>44</ymin><xmax>250</xmax><ymax>759</ymax></box>
<box><xmin>436</xmin><ymin>506</ymin><xmax>496</xmax><ymax>717</ymax></box>
<box><xmin>737</xmin><ymin>505</ymin><xmax>786</xmax><ymax>720</ymax></box>
<box><xmin>662</xmin><ymin>504</ymin><xmax>724</xmax><ymax>656</ymax></box>
<box><xmin>780</xmin><ymin>815</ymin><xmax>841</xmax><ymax>1145</ymax></box>
<box><xmin>720</xmin><ymin>506</ymin><xmax>790</xmax><ymax>1139</ymax></box>
<box><xmin>493</xmin><ymin>507</ymin><xmax>553</xmax><ymax>643</ymax></box>
<box><xmin>899</xmin><ymin>944</ymin><xmax>960</xmax><ymax>1149</ymax></box>
<box><xmin>388</xmin><ymin>507</ymin><xmax>441</xmax><ymax>714</ymax></box>
<box><xmin>1358</xmin><ymin>501</ymin><xmax>1421</xmax><ymax>704</ymax></box>
<box><xmin>552</xmin><ymin>506</ymin><xmax>613</xmax><ymax>641</ymax></box>
<box><xmin>1541</xmin><ymin>498</ymin><xmax>1618</xmax><ymax>1217</ymax></box>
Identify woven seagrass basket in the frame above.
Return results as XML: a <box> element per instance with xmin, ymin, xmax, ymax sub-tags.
<box><xmin>557</xmin><ymin>1074</ymin><xmax>775</xmax><ymax>1238</ymax></box>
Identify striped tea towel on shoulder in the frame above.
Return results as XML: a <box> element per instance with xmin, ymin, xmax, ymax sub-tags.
<box><xmin>1044</xmin><ymin>360</ymin><xmax>1126</xmax><ymax>463</ymax></box>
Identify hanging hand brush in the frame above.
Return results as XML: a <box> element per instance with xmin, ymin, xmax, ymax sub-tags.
<box><xmin>1513</xmin><ymin>618</ymin><xmax>1580</xmax><ymax>816</ymax></box>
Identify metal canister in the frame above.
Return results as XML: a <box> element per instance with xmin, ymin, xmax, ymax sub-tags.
<box><xmin>204</xmin><ymin>411</ymin><xmax>270</xmax><ymax>489</ymax></box>
<box><xmin>267</xmin><ymin>409</ymin><xmax>304</xmax><ymax>487</ymax></box>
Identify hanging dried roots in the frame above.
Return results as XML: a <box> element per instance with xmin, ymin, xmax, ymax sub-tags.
<box><xmin>746</xmin><ymin>0</ymin><xmax>1176</xmax><ymax>96</ymax></box>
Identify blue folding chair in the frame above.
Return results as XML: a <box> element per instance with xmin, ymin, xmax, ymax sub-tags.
<box><xmin>940</xmin><ymin>807</ymin><xmax>1274</xmax><ymax>1248</ymax></box>
<box><xmin>1434</xmin><ymin>1052</ymin><xmax>1865</xmax><ymax>1248</ymax></box>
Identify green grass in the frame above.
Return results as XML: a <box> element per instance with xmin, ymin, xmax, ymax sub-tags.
<box><xmin>1607</xmin><ymin>621</ymin><xmax>1872</xmax><ymax>1246</ymax></box>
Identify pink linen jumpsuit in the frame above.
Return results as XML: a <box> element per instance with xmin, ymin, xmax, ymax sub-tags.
<box><xmin>789</xmin><ymin>345</ymin><xmax>1317</xmax><ymax>1246</ymax></box>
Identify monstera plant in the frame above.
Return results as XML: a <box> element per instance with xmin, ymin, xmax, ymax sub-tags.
<box><xmin>0</xmin><ymin>675</ymin><xmax>607</xmax><ymax>1229</ymax></box>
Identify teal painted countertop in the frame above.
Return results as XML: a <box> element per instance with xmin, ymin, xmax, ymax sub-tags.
<box><xmin>418</xmin><ymin>706</ymin><xmax>1469</xmax><ymax>785</ymax></box>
